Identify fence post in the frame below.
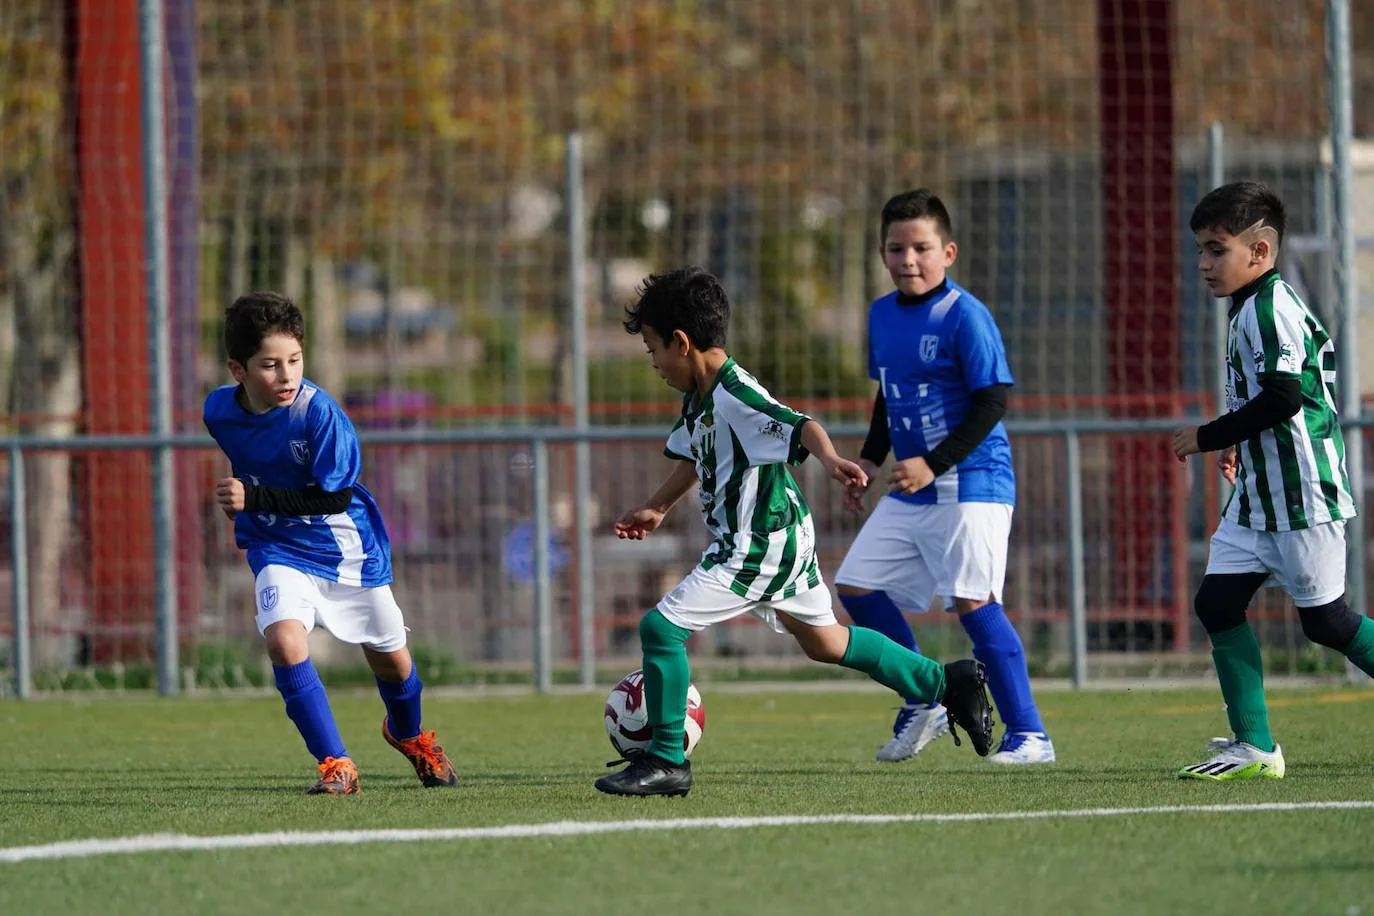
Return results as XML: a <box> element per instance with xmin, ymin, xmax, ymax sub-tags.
<box><xmin>1065</xmin><ymin>431</ymin><xmax>1088</xmax><ymax>687</ymax></box>
<box><xmin>9</xmin><ymin>447</ymin><xmax>31</xmax><ymax>699</ymax></box>
<box><xmin>139</xmin><ymin>0</ymin><xmax>179</xmax><ymax>695</ymax></box>
<box><xmin>1327</xmin><ymin>0</ymin><xmax>1366</xmax><ymax>681</ymax></box>
<box><xmin>567</xmin><ymin>132</ymin><xmax>596</xmax><ymax>689</ymax></box>
<box><xmin>532</xmin><ymin>437</ymin><xmax>553</xmax><ymax>692</ymax></box>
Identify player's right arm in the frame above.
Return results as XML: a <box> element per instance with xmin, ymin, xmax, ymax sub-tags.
<box><xmin>1172</xmin><ymin>304</ymin><xmax>1303</xmax><ymax>459</ymax></box>
<box><xmin>613</xmin><ymin>458</ymin><xmax>697</xmax><ymax>540</ymax></box>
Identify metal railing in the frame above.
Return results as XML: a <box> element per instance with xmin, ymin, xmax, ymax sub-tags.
<box><xmin>7</xmin><ymin>414</ymin><xmax>1371</xmax><ymax>698</ymax></box>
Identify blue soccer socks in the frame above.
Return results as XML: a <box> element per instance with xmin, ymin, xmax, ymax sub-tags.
<box><xmin>839</xmin><ymin>590</ymin><xmax>921</xmax><ymax>704</ymax></box>
<box><xmin>376</xmin><ymin>666</ymin><xmax>424</xmax><ymax>741</ymax></box>
<box><xmin>274</xmin><ymin>659</ymin><xmax>348</xmax><ymax>762</ymax></box>
<box><xmin>959</xmin><ymin>602</ymin><xmax>1045</xmax><ymax>735</ymax></box>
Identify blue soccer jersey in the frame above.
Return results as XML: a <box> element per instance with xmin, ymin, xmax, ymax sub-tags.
<box><xmin>203</xmin><ymin>380</ymin><xmax>393</xmax><ymax>586</ymax></box>
<box><xmin>867</xmin><ymin>280</ymin><xmax>1016</xmax><ymax>506</ymax></box>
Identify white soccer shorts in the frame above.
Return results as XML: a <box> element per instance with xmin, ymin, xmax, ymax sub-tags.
<box><xmin>254</xmin><ymin>564</ymin><xmax>409</xmax><ymax>652</ymax></box>
<box><xmin>834</xmin><ymin>498</ymin><xmax>1013</xmax><ymax>613</ymax></box>
<box><xmin>656</xmin><ymin>564</ymin><xmax>838</xmax><ymax>634</ymax></box>
<box><xmin>1204</xmin><ymin>517</ymin><xmax>1348</xmax><ymax>607</ymax></box>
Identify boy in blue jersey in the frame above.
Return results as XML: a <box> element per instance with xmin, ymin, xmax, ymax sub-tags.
<box><xmin>204</xmin><ymin>291</ymin><xmax>458</xmax><ymax>795</ymax></box>
<box><xmin>836</xmin><ymin>190</ymin><xmax>1054</xmax><ymax>765</ymax></box>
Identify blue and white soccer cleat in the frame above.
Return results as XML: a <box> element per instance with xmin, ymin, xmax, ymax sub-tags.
<box><xmin>875</xmin><ymin>703</ymin><xmax>949</xmax><ymax>762</ymax></box>
<box><xmin>986</xmin><ymin>731</ymin><xmax>1056</xmax><ymax>765</ymax></box>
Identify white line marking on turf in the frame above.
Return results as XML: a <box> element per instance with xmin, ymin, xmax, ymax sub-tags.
<box><xmin>4</xmin><ymin>800</ymin><xmax>1372</xmax><ymax>864</ymax></box>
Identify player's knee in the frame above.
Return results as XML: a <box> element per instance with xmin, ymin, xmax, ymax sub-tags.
<box><xmin>1297</xmin><ymin>595</ymin><xmax>1360</xmax><ymax>651</ymax></box>
<box><xmin>836</xmin><ymin>584</ymin><xmax>873</xmax><ymax>597</ymax></box>
<box><xmin>1192</xmin><ymin>577</ymin><xmax>1251</xmax><ymax>634</ymax></box>
<box><xmin>263</xmin><ymin>620</ymin><xmax>310</xmax><ymax>666</ymax></box>
<box><xmin>801</xmin><ymin>637</ymin><xmax>845</xmax><ymax>665</ymax></box>
<box><xmin>639</xmin><ymin>608</ymin><xmax>690</xmax><ymax>649</ymax></box>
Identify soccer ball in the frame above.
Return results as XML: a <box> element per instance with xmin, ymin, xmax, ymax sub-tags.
<box><xmin>603</xmin><ymin>669</ymin><xmax>706</xmax><ymax>758</ymax></box>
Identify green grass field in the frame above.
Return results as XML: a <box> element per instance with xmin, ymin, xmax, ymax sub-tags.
<box><xmin>3</xmin><ymin>685</ymin><xmax>1372</xmax><ymax>916</ymax></box>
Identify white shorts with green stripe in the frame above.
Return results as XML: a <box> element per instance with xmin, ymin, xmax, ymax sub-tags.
<box><xmin>1204</xmin><ymin>517</ymin><xmax>1347</xmax><ymax>607</ymax></box>
<box><xmin>656</xmin><ymin>564</ymin><xmax>837</xmax><ymax>634</ymax></box>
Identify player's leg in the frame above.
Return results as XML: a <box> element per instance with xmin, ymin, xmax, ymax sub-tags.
<box><xmin>596</xmin><ymin>567</ymin><xmax>734</xmax><ymax>797</ymax></box>
<box><xmin>1179</xmin><ymin>519</ymin><xmax>1280</xmax><ymax>780</ymax></box>
<box><xmin>1279</xmin><ymin>520</ymin><xmax>1374</xmax><ymax>679</ymax></box>
<box><xmin>255</xmin><ymin>566</ymin><xmax>356</xmax><ymax>795</ymax></box>
<box><xmin>323</xmin><ymin>582</ymin><xmax>457</xmax><ymax>787</ymax></box>
<box><xmin>835</xmin><ymin>499</ymin><xmax>947</xmax><ymax>759</ymax></box>
<box><xmin>835</xmin><ymin>499</ymin><xmax>924</xmax><ymax>654</ymax></box>
<box><xmin>1301</xmin><ymin>595</ymin><xmax>1374</xmax><ymax>678</ymax></box>
<box><xmin>930</xmin><ymin>504</ymin><xmax>1050</xmax><ymax>763</ymax></box>
<box><xmin>772</xmin><ymin>588</ymin><xmax>993</xmax><ymax>756</ymax></box>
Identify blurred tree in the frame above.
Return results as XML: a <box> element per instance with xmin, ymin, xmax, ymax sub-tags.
<box><xmin>0</xmin><ymin>1</ymin><xmax>80</xmax><ymax>658</ymax></box>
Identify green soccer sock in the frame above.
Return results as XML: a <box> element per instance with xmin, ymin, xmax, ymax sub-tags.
<box><xmin>840</xmin><ymin>626</ymin><xmax>946</xmax><ymax>705</ymax></box>
<box><xmin>1341</xmin><ymin>616</ymin><xmax>1374</xmax><ymax>679</ymax></box>
<box><xmin>1210</xmin><ymin>622</ymin><xmax>1275</xmax><ymax>753</ymax></box>
<box><xmin>639</xmin><ymin>608</ymin><xmax>693</xmax><ymax>766</ymax></box>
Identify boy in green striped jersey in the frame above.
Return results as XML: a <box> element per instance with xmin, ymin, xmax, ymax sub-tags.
<box><xmin>595</xmin><ymin>267</ymin><xmax>995</xmax><ymax>797</ymax></box>
<box><xmin>1171</xmin><ymin>181</ymin><xmax>1374</xmax><ymax>781</ymax></box>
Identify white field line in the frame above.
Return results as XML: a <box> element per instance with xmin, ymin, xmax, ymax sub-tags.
<box><xmin>3</xmin><ymin>800</ymin><xmax>1372</xmax><ymax>864</ymax></box>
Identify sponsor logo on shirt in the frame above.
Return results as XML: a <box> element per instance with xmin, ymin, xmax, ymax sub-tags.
<box><xmin>759</xmin><ymin>419</ymin><xmax>787</xmax><ymax>442</ymax></box>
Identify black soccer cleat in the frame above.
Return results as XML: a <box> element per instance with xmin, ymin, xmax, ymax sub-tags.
<box><xmin>594</xmin><ymin>752</ymin><xmax>693</xmax><ymax>797</ymax></box>
<box><xmin>940</xmin><ymin>659</ymin><xmax>995</xmax><ymax>757</ymax></box>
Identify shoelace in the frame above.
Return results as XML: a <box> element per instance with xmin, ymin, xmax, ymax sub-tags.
<box><xmin>317</xmin><ymin>756</ymin><xmax>355</xmax><ymax>784</ymax></box>
<box><xmin>997</xmin><ymin>733</ymin><xmax>1025</xmax><ymax>754</ymax></box>
<box><xmin>400</xmin><ymin>731</ymin><xmax>448</xmax><ymax>775</ymax></box>
<box><xmin>890</xmin><ymin>706</ymin><xmax>918</xmax><ymax>738</ymax></box>
<box><xmin>605</xmin><ymin>749</ymin><xmax>645</xmax><ymax>768</ymax></box>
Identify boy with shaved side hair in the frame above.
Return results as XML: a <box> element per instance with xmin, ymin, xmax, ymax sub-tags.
<box><xmin>1172</xmin><ymin>181</ymin><xmax>1374</xmax><ymax>780</ymax></box>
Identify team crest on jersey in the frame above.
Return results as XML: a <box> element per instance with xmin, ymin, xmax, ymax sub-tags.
<box><xmin>289</xmin><ymin>440</ymin><xmax>310</xmax><ymax>464</ymax></box>
<box><xmin>259</xmin><ymin>586</ymin><xmax>279</xmax><ymax>612</ymax></box>
<box><xmin>919</xmin><ymin>334</ymin><xmax>939</xmax><ymax>363</ymax></box>
<box><xmin>759</xmin><ymin>419</ymin><xmax>787</xmax><ymax>441</ymax></box>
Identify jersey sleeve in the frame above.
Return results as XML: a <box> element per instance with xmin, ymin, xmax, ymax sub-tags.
<box><xmin>664</xmin><ymin>417</ymin><xmax>692</xmax><ymax>461</ymax></box>
<box><xmin>719</xmin><ymin>378</ymin><xmax>812</xmax><ymax>467</ymax></box>
<box><xmin>307</xmin><ymin>397</ymin><xmax>363</xmax><ymax>492</ymax></box>
<box><xmin>201</xmin><ymin>388</ymin><xmax>227</xmax><ymax>444</ymax></box>
<box><xmin>1246</xmin><ymin>293</ymin><xmax>1306</xmax><ymax>379</ymax></box>
<box><xmin>952</xmin><ymin>305</ymin><xmax>1015</xmax><ymax>391</ymax></box>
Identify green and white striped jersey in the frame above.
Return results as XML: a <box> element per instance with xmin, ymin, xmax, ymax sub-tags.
<box><xmin>664</xmin><ymin>358</ymin><xmax>822</xmax><ymax>600</ymax></box>
<box><xmin>1222</xmin><ymin>271</ymin><xmax>1356</xmax><ymax>531</ymax></box>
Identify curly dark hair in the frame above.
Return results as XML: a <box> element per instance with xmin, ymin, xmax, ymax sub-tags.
<box><xmin>223</xmin><ymin>291</ymin><xmax>305</xmax><ymax>366</ymax></box>
<box><xmin>623</xmin><ymin>266</ymin><xmax>730</xmax><ymax>350</ymax></box>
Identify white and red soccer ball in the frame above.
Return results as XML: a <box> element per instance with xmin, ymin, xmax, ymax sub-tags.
<box><xmin>603</xmin><ymin>669</ymin><xmax>706</xmax><ymax>758</ymax></box>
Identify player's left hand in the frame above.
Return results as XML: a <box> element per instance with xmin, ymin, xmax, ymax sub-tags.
<box><xmin>888</xmin><ymin>456</ymin><xmax>935</xmax><ymax>495</ymax></box>
<box><xmin>1171</xmin><ymin>426</ymin><xmax>1201</xmax><ymax>460</ymax></box>
<box><xmin>843</xmin><ymin>458</ymin><xmax>881</xmax><ymax>513</ymax></box>
<box><xmin>613</xmin><ymin>505</ymin><xmax>666</xmax><ymax>540</ymax></box>
<box><xmin>822</xmin><ymin>455</ymin><xmax>869</xmax><ymax>489</ymax></box>
<box><xmin>215</xmin><ymin>477</ymin><xmax>246</xmax><ymax>515</ymax></box>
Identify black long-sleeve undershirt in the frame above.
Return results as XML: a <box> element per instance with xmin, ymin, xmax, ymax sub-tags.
<box><xmin>860</xmin><ymin>384</ymin><xmax>1009</xmax><ymax>477</ymax></box>
<box><xmin>1196</xmin><ymin>377</ymin><xmax>1303</xmax><ymax>452</ymax></box>
<box><xmin>242</xmin><ymin>483</ymin><xmax>354</xmax><ymax>516</ymax></box>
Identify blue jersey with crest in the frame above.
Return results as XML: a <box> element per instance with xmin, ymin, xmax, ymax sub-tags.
<box><xmin>203</xmin><ymin>380</ymin><xmax>393</xmax><ymax>586</ymax></box>
<box><xmin>867</xmin><ymin>280</ymin><xmax>1016</xmax><ymax>506</ymax></box>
